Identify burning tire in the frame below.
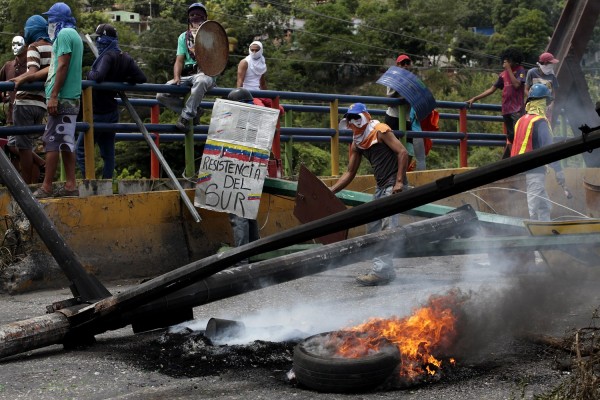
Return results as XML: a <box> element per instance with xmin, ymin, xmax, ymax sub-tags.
<box><xmin>293</xmin><ymin>331</ymin><xmax>400</xmax><ymax>393</ymax></box>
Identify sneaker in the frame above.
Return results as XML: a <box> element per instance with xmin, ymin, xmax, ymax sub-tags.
<box><xmin>175</xmin><ymin>116</ymin><xmax>189</xmax><ymax>132</ymax></box>
<box><xmin>355</xmin><ymin>272</ymin><xmax>395</xmax><ymax>286</ymax></box>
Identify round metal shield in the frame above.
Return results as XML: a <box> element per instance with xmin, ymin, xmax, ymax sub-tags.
<box><xmin>194</xmin><ymin>20</ymin><xmax>229</xmax><ymax>77</ymax></box>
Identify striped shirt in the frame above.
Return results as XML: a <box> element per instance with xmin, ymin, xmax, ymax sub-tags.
<box><xmin>15</xmin><ymin>39</ymin><xmax>52</xmax><ymax>108</ymax></box>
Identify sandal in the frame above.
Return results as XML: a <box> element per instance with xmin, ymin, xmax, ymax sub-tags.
<box><xmin>33</xmin><ymin>187</ymin><xmax>53</xmax><ymax>199</ymax></box>
<box><xmin>54</xmin><ymin>186</ymin><xmax>80</xmax><ymax>198</ymax></box>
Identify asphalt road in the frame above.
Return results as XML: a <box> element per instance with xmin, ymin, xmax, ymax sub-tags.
<box><xmin>0</xmin><ymin>252</ymin><xmax>598</xmax><ymax>400</ymax></box>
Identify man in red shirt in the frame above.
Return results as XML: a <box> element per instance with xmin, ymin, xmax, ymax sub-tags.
<box><xmin>466</xmin><ymin>48</ymin><xmax>526</xmax><ymax>159</ymax></box>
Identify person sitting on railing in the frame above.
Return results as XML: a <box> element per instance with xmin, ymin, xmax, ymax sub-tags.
<box><xmin>330</xmin><ymin>103</ymin><xmax>409</xmax><ymax>286</ymax></box>
<box><xmin>466</xmin><ymin>48</ymin><xmax>526</xmax><ymax>159</ymax></box>
<box><xmin>236</xmin><ymin>40</ymin><xmax>284</xmax><ymax>115</ymax></box>
<box><xmin>76</xmin><ymin>23</ymin><xmax>146</xmax><ymax>180</ymax></box>
<box><xmin>156</xmin><ymin>2</ymin><xmax>216</xmax><ymax>133</ymax></box>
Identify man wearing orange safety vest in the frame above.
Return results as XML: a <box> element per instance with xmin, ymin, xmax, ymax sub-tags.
<box><xmin>511</xmin><ymin>83</ymin><xmax>565</xmax><ymax>221</ymax></box>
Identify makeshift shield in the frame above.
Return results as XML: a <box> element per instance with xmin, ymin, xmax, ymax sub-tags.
<box><xmin>194</xmin><ymin>20</ymin><xmax>229</xmax><ymax>77</ymax></box>
<box><xmin>376</xmin><ymin>66</ymin><xmax>436</xmax><ymax>121</ymax></box>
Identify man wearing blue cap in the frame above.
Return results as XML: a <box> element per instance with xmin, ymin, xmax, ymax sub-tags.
<box><xmin>16</xmin><ymin>2</ymin><xmax>83</xmax><ymax>198</ymax></box>
<box><xmin>331</xmin><ymin>103</ymin><xmax>409</xmax><ymax>286</ymax></box>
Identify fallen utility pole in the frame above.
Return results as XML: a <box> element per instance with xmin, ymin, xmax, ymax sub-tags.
<box><xmin>0</xmin><ymin>147</ymin><xmax>110</xmax><ymax>302</ymax></box>
<box><xmin>0</xmin><ymin>205</ymin><xmax>478</xmax><ymax>357</ymax></box>
<box><xmin>2</xmin><ymin>126</ymin><xmax>600</xmax><ymax>360</ymax></box>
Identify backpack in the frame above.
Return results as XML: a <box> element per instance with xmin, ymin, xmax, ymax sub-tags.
<box><xmin>419</xmin><ymin>110</ymin><xmax>439</xmax><ymax>155</ymax></box>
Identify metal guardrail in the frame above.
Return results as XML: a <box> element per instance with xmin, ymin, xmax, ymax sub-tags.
<box><xmin>0</xmin><ymin>80</ymin><xmax>505</xmax><ymax>178</ymax></box>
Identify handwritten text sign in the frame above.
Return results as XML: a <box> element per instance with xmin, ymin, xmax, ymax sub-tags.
<box><xmin>194</xmin><ymin>100</ymin><xmax>279</xmax><ymax>218</ymax></box>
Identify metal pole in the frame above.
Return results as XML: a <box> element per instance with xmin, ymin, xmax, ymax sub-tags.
<box><xmin>82</xmin><ymin>87</ymin><xmax>96</xmax><ymax>179</ymax></box>
<box><xmin>68</xmin><ymin>125</ymin><xmax>600</xmax><ymax>335</ymax></box>
<box><xmin>0</xmin><ymin>150</ymin><xmax>110</xmax><ymax>302</ymax></box>
<box><xmin>150</xmin><ymin>104</ymin><xmax>160</xmax><ymax>179</ymax></box>
<box><xmin>118</xmin><ymin>92</ymin><xmax>202</xmax><ymax>223</ymax></box>
<box><xmin>0</xmin><ymin>206</ymin><xmax>477</xmax><ymax>357</ymax></box>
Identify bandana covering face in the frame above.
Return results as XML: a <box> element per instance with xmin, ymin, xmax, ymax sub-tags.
<box><xmin>538</xmin><ymin>63</ymin><xmax>555</xmax><ymax>75</ymax></box>
<box><xmin>525</xmin><ymin>98</ymin><xmax>548</xmax><ymax>117</ymax></box>
<box><xmin>24</xmin><ymin>15</ymin><xmax>51</xmax><ymax>45</ymax></box>
<box><xmin>45</xmin><ymin>4</ymin><xmax>76</xmax><ymax>42</ymax></box>
<box><xmin>343</xmin><ymin>112</ymin><xmax>383</xmax><ymax>150</ymax></box>
<box><xmin>245</xmin><ymin>41</ymin><xmax>267</xmax><ymax>76</ymax></box>
<box><xmin>91</xmin><ymin>35</ymin><xmax>121</xmax><ymax>70</ymax></box>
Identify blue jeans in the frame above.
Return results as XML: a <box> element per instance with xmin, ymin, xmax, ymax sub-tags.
<box><xmin>76</xmin><ymin>109</ymin><xmax>119</xmax><ymax>179</ymax></box>
<box><xmin>156</xmin><ymin>74</ymin><xmax>216</xmax><ymax>120</ymax></box>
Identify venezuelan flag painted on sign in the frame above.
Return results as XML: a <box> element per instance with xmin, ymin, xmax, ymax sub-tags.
<box><xmin>204</xmin><ymin>140</ymin><xmax>269</xmax><ymax>165</ymax></box>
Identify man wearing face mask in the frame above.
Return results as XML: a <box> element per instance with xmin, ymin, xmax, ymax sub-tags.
<box><xmin>75</xmin><ymin>23</ymin><xmax>146</xmax><ymax>180</ymax></box>
<box><xmin>331</xmin><ymin>103</ymin><xmax>409</xmax><ymax>286</ymax></box>
<box><xmin>15</xmin><ymin>2</ymin><xmax>83</xmax><ymax>198</ymax></box>
<box><xmin>236</xmin><ymin>40</ymin><xmax>284</xmax><ymax>114</ymax></box>
<box><xmin>525</xmin><ymin>52</ymin><xmax>559</xmax><ymax>127</ymax></box>
<box><xmin>0</xmin><ymin>36</ymin><xmax>27</xmax><ymax>127</ymax></box>
<box><xmin>11</xmin><ymin>16</ymin><xmax>52</xmax><ymax>185</ymax></box>
<box><xmin>511</xmin><ymin>84</ymin><xmax>564</xmax><ymax>221</ymax></box>
<box><xmin>156</xmin><ymin>2</ymin><xmax>216</xmax><ymax>132</ymax></box>
<box><xmin>383</xmin><ymin>54</ymin><xmax>426</xmax><ymax>171</ymax></box>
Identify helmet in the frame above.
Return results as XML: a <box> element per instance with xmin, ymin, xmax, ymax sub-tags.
<box><xmin>528</xmin><ymin>83</ymin><xmax>553</xmax><ymax>100</ymax></box>
<box><xmin>188</xmin><ymin>2</ymin><xmax>207</xmax><ymax>14</ymax></box>
<box><xmin>227</xmin><ymin>88</ymin><xmax>254</xmax><ymax>103</ymax></box>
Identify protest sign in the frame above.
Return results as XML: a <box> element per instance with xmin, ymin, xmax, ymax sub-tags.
<box><xmin>194</xmin><ymin>99</ymin><xmax>279</xmax><ymax>219</ymax></box>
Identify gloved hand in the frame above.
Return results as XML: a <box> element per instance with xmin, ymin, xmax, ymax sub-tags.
<box><xmin>555</xmin><ymin>170</ymin><xmax>565</xmax><ymax>187</ymax></box>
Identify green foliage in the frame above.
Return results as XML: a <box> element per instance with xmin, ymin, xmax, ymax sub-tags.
<box><xmin>116</xmin><ymin>167</ymin><xmax>143</xmax><ymax>180</ymax></box>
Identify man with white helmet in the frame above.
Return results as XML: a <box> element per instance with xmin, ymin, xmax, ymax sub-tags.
<box><xmin>156</xmin><ymin>2</ymin><xmax>216</xmax><ymax>132</ymax></box>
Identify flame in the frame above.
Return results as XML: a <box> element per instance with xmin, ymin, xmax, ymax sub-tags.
<box><xmin>330</xmin><ymin>290</ymin><xmax>465</xmax><ymax>381</ymax></box>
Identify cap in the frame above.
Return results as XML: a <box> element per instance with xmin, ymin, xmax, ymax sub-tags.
<box><xmin>43</xmin><ymin>2</ymin><xmax>72</xmax><ymax>19</ymax></box>
<box><xmin>188</xmin><ymin>2</ymin><xmax>207</xmax><ymax>14</ymax></box>
<box><xmin>343</xmin><ymin>103</ymin><xmax>368</xmax><ymax>118</ymax></box>
<box><xmin>396</xmin><ymin>54</ymin><xmax>411</xmax><ymax>64</ymax></box>
<box><xmin>91</xmin><ymin>23</ymin><xmax>117</xmax><ymax>39</ymax></box>
<box><xmin>539</xmin><ymin>52</ymin><xmax>559</xmax><ymax>64</ymax></box>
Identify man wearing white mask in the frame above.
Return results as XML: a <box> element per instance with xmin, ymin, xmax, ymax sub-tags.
<box><xmin>330</xmin><ymin>103</ymin><xmax>409</xmax><ymax>286</ymax></box>
<box><xmin>236</xmin><ymin>40</ymin><xmax>284</xmax><ymax>114</ymax></box>
<box><xmin>525</xmin><ymin>52</ymin><xmax>560</xmax><ymax>127</ymax></box>
<box><xmin>237</xmin><ymin>41</ymin><xmax>266</xmax><ymax>92</ymax></box>
<box><xmin>0</xmin><ymin>35</ymin><xmax>27</xmax><ymax>170</ymax></box>
<box><xmin>0</xmin><ymin>36</ymin><xmax>27</xmax><ymax>126</ymax></box>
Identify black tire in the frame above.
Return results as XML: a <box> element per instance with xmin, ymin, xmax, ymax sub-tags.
<box><xmin>293</xmin><ymin>331</ymin><xmax>400</xmax><ymax>393</ymax></box>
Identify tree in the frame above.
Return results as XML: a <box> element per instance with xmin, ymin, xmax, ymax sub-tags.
<box><xmin>136</xmin><ymin>17</ymin><xmax>185</xmax><ymax>83</ymax></box>
<box><xmin>502</xmin><ymin>9</ymin><xmax>554</xmax><ymax>63</ymax></box>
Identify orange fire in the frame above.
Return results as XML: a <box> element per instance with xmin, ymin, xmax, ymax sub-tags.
<box><xmin>333</xmin><ymin>290</ymin><xmax>465</xmax><ymax>381</ymax></box>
